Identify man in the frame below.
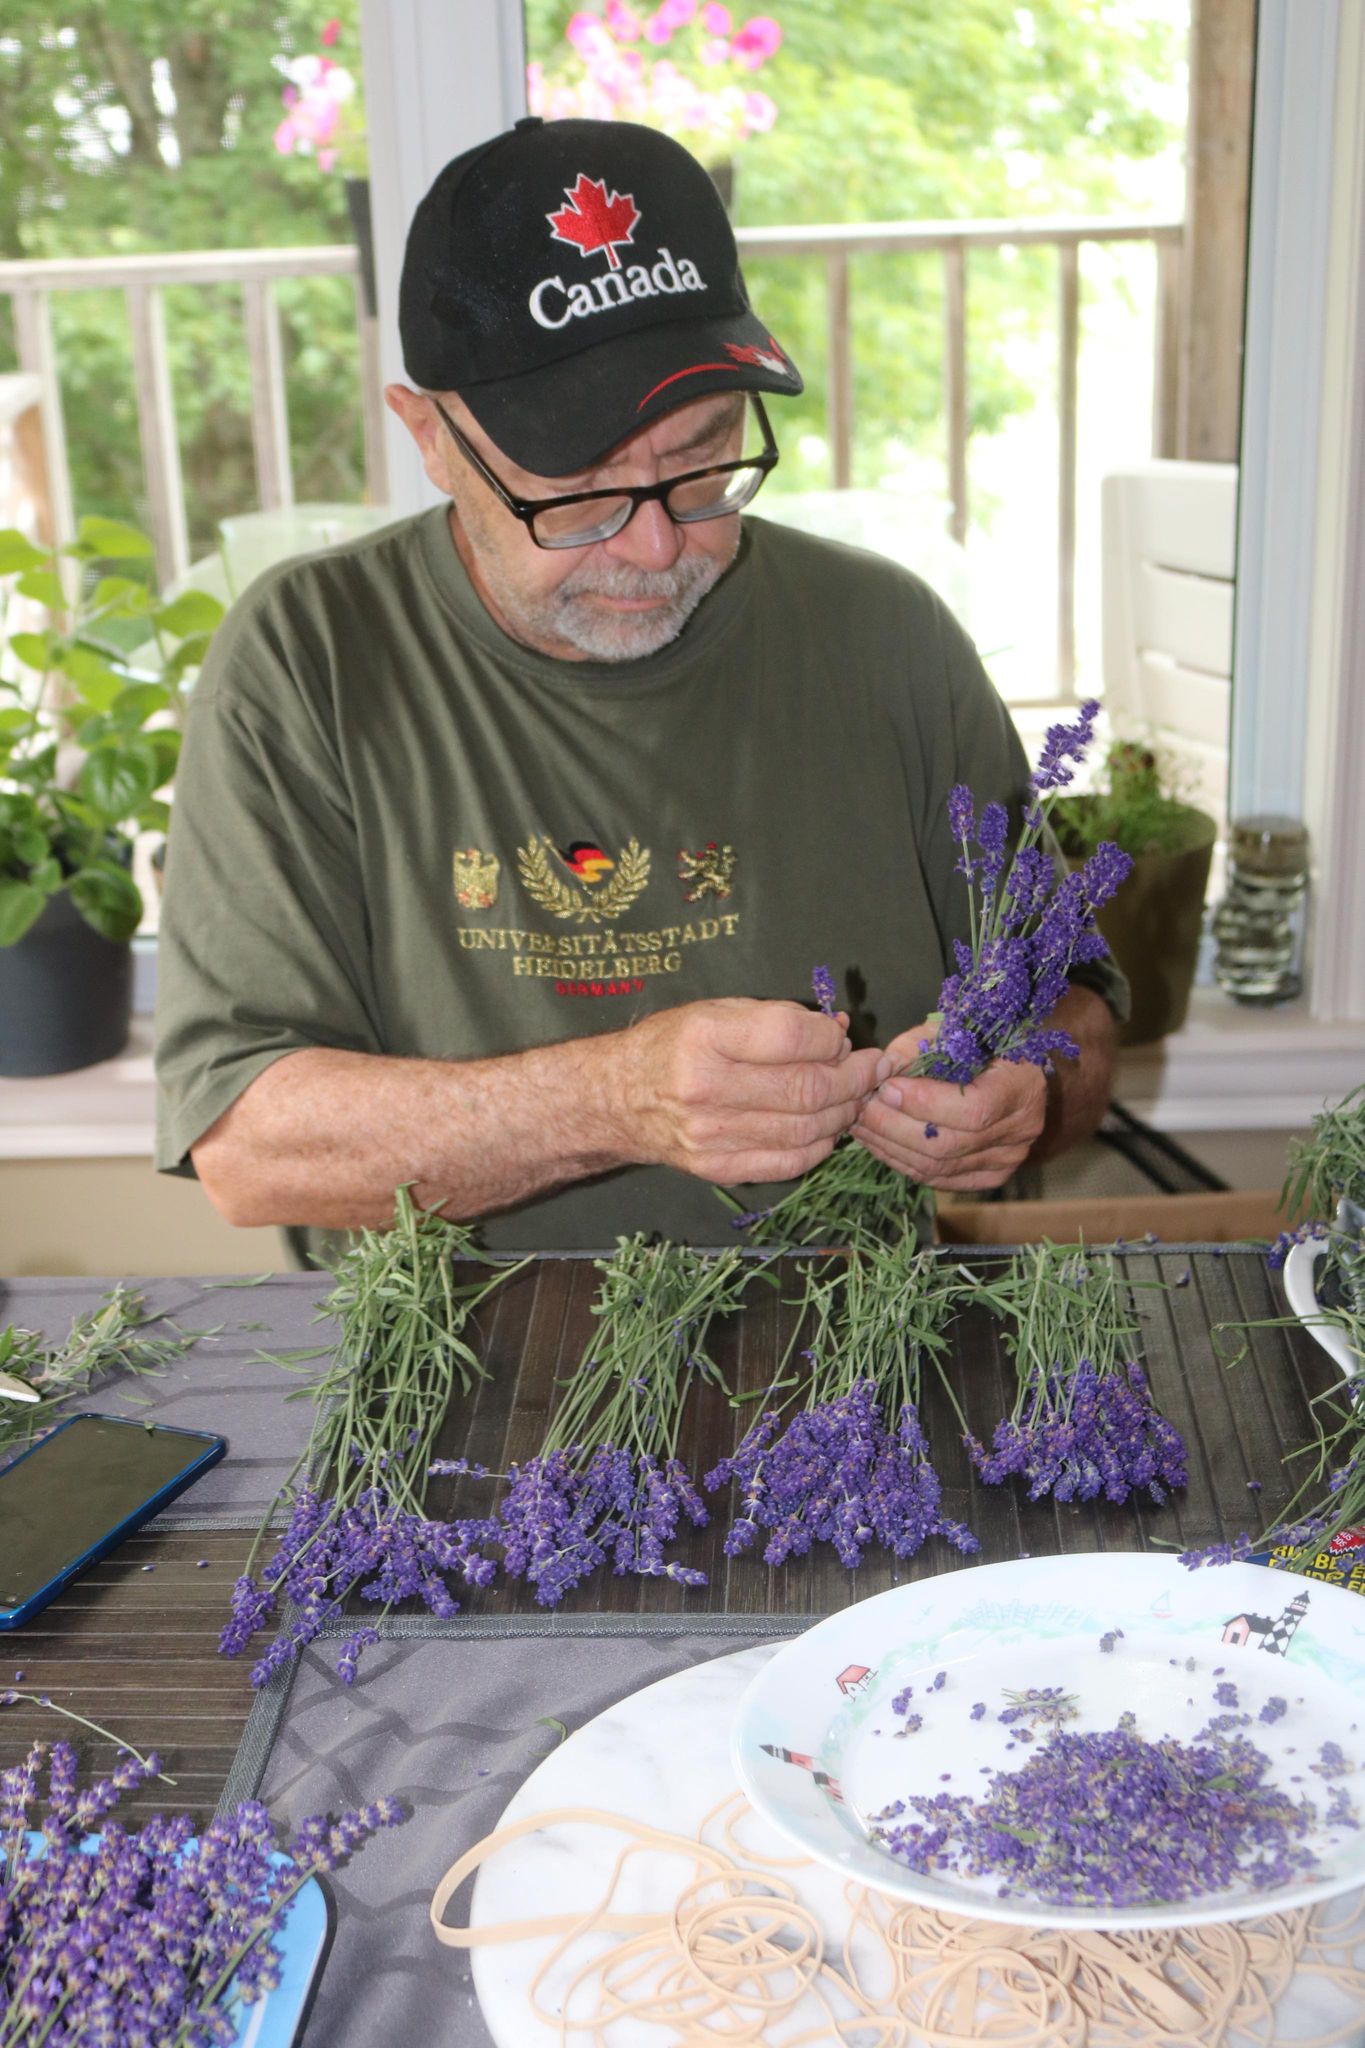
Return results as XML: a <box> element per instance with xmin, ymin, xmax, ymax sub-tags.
<box><xmin>155</xmin><ymin>116</ymin><xmax>1123</xmax><ymax>1258</ymax></box>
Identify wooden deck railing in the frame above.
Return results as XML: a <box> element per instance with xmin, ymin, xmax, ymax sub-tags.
<box><xmin>0</xmin><ymin>213</ymin><xmax>1182</xmax><ymax>701</ymax></box>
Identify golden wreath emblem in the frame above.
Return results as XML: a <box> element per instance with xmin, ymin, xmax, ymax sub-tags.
<box><xmin>517</xmin><ymin>835</ymin><xmax>651</xmax><ymax>924</ymax></box>
<box><xmin>452</xmin><ymin>847</ymin><xmax>500</xmax><ymax>910</ymax></box>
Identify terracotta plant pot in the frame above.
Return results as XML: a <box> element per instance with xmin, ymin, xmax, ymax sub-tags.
<box><xmin>1063</xmin><ymin>801</ymin><xmax>1218</xmax><ymax>1048</ymax></box>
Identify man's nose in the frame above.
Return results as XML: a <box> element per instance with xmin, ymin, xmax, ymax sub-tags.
<box><xmin>603</xmin><ymin>496</ymin><xmax>685</xmax><ymax>571</ymax></box>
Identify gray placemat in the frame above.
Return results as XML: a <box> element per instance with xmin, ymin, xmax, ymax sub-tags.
<box><xmin>0</xmin><ymin>1274</ymin><xmax>333</xmax><ymax>1524</ymax></box>
<box><xmin>249</xmin><ymin>1627</ymin><xmax>779</xmax><ymax>2047</ymax></box>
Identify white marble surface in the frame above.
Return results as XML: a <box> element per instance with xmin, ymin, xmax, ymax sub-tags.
<box><xmin>469</xmin><ymin>1644</ymin><xmax>1365</xmax><ymax>2048</ymax></box>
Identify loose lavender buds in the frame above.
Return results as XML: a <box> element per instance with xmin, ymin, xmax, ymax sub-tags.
<box><xmin>871</xmin><ymin>1713</ymin><xmax>1319</xmax><ymax>1907</ymax></box>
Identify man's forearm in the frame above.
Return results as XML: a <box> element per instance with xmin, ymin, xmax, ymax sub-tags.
<box><xmin>190</xmin><ymin>1000</ymin><xmax>889</xmax><ymax>1231</ymax></box>
<box><xmin>1029</xmin><ymin>983</ymin><xmax>1116</xmax><ymax>1163</ymax></box>
<box><xmin>192</xmin><ymin>1039</ymin><xmax>628</xmax><ymax>1230</ymax></box>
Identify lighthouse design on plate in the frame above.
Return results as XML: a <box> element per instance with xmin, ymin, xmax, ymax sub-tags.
<box><xmin>1221</xmin><ymin>1588</ymin><xmax>1310</xmax><ymax>1657</ymax></box>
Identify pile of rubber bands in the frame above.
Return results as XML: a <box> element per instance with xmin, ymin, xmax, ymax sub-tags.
<box><xmin>431</xmin><ymin>1794</ymin><xmax>1365</xmax><ymax>2046</ymax></box>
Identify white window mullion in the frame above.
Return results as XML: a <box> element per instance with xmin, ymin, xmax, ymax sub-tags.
<box><xmin>1303</xmin><ymin>0</ymin><xmax>1365</xmax><ymax>1024</ymax></box>
<box><xmin>1229</xmin><ymin>0</ymin><xmax>1339</xmax><ymax>824</ymax></box>
<box><xmin>359</xmin><ymin>0</ymin><xmax>528</xmax><ymax>517</ymax></box>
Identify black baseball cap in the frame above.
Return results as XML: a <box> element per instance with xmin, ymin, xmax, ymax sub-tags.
<box><xmin>399</xmin><ymin>115</ymin><xmax>802</xmax><ymax>477</ymax></box>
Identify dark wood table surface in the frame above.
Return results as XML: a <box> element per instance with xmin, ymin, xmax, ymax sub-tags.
<box><xmin>0</xmin><ymin>1248</ymin><xmax>1331</xmax><ymax>1829</ymax></box>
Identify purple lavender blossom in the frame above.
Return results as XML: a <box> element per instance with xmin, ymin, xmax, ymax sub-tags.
<box><xmin>913</xmin><ymin>742</ymin><xmax>1131</xmax><ymax>1093</ymax></box>
<box><xmin>1024</xmin><ymin>699</ymin><xmax>1100</xmax><ymax>827</ymax></box>
<box><xmin>705</xmin><ymin>1381</ymin><xmax>978</xmax><ymax>1568</ymax></box>
<box><xmin>977</xmin><ymin>803</ymin><xmax>1010</xmax><ymax>893</ymax></box>
<box><xmin>220</xmin><ymin>1476</ymin><xmax>500</xmax><ymax>1687</ymax></box>
<box><xmin>493</xmin><ymin>1445</ymin><xmax>708</xmax><ymax>1607</ymax></box>
<box><xmin>1268</xmin><ymin>1221</ymin><xmax>1330</xmax><ymax>1269</ymax></box>
<box><xmin>967</xmin><ymin>1360</ymin><xmax>1186</xmax><ymax>1506</ymax></box>
<box><xmin>811</xmin><ymin>964</ymin><xmax>838</xmax><ymax>1017</ymax></box>
<box><xmin>947</xmin><ymin>785</ymin><xmax>976</xmax><ymax>877</ymax></box>
<box><xmin>0</xmin><ymin>1739</ymin><xmax>403</xmax><ymax>2042</ymax></box>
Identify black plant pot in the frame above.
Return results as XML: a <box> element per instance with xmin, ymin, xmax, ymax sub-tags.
<box><xmin>0</xmin><ymin>888</ymin><xmax>132</xmax><ymax>1077</ymax></box>
<box><xmin>344</xmin><ymin>175</ymin><xmax>378</xmax><ymax>319</ymax></box>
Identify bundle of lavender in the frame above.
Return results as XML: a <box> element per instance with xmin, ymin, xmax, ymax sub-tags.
<box><xmin>966</xmin><ymin>1241</ymin><xmax>1187</xmax><ymax>1504</ymax></box>
<box><xmin>1271</xmin><ymin>1084</ymin><xmax>1365</xmax><ymax>1338</ymax></box>
<box><xmin>221</xmin><ymin>1187</ymin><xmax>524</xmax><ymax>1689</ymax></box>
<box><xmin>721</xmin><ymin>703</ymin><xmax>1130</xmax><ymax>1247</ymax></box>
<box><xmin>1183</xmin><ymin>1269</ymin><xmax>1365</xmax><ymax>1572</ymax></box>
<box><xmin>0</xmin><ymin>1735</ymin><xmax>402</xmax><ymax>2047</ymax></box>
<box><xmin>1182</xmin><ymin>1366</ymin><xmax>1364</xmax><ymax>1571</ymax></box>
<box><xmin>717</xmin><ymin>1143</ymin><xmax>935</xmax><ymax>1250</ymax></box>
<box><xmin>435</xmin><ymin>1236</ymin><xmax>763</xmax><ymax>1608</ymax></box>
<box><xmin>706</xmin><ymin>1236</ymin><xmax>977</xmax><ymax>1566</ymax></box>
<box><xmin>911</xmin><ymin>703</ymin><xmax>1131</xmax><ymax>1088</ymax></box>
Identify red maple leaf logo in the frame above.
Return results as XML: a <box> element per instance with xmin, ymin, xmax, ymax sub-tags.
<box><xmin>726</xmin><ymin>339</ymin><xmax>788</xmax><ymax>372</ymax></box>
<box><xmin>547</xmin><ymin>174</ymin><xmax>640</xmax><ymax>271</ymax></box>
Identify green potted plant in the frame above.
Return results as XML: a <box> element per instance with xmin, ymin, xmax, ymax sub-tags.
<box><xmin>1050</xmin><ymin>738</ymin><xmax>1217</xmax><ymax>1046</ymax></box>
<box><xmin>0</xmin><ymin>517</ymin><xmax>224</xmax><ymax>1076</ymax></box>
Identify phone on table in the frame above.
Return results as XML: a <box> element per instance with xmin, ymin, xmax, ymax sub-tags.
<box><xmin>0</xmin><ymin>1412</ymin><xmax>227</xmax><ymax>1629</ymax></box>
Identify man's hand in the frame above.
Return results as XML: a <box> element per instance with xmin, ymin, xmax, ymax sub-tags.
<box><xmin>852</xmin><ymin>1017</ymin><xmax>1047</xmax><ymax>1192</ymax></box>
<box><xmin>613</xmin><ymin>997</ymin><xmax>890</xmax><ymax>1185</ymax></box>
<box><xmin>851</xmin><ymin>986</ymin><xmax>1116</xmax><ymax>1192</ymax></box>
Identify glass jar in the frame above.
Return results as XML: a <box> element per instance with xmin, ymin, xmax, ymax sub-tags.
<box><xmin>1211</xmin><ymin>814</ymin><xmax>1310</xmax><ymax>1003</ymax></box>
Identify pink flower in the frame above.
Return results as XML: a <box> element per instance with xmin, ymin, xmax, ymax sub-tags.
<box><xmin>567</xmin><ymin>9</ymin><xmax>611</xmax><ymax>55</ymax></box>
<box><xmin>701</xmin><ymin>2</ymin><xmax>733</xmax><ymax>29</ymax></box>
<box><xmin>742</xmin><ymin>87</ymin><xmax>777</xmax><ymax>132</ymax></box>
<box><xmin>321</xmin><ymin>16</ymin><xmax>341</xmax><ymax>44</ymax></box>
<box><xmin>318</xmin><ymin>147</ymin><xmax>337</xmax><ymax>170</ymax></box>
<box><xmin>644</xmin><ymin>11</ymin><xmax>673</xmax><ymax>42</ymax></box>
<box><xmin>606</xmin><ymin>0</ymin><xmax>644</xmax><ymax>35</ymax></box>
<box><xmin>658</xmin><ymin>0</ymin><xmax>697</xmax><ymax>21</ymax></box>
<box><xmin>732</xmin><ymin>14</ymin><xmax>781</xmax><ymax>65</ymax></box>
<box><xmin>699</xmin><ymin>36</ymin><xmax>731</xmax><ymax>64</ymax></box>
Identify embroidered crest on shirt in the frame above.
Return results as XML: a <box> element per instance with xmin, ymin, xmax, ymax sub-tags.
<box><xmin>453</xmin><ymin>847</ymin><xmax>500</xmax><ymax>910</ymax></box>
<box><xmin>517</xmin><ymin>834</ymin><xmax>651</xmax><ymax>924</ymax></box>
<box><xmin>677</xmin><ymin>840</ymin><xmax>736</xmax><ymax>902</ymax></box>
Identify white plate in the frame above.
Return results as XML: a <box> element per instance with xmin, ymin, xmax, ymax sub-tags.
<box><xmin>732</xmin><ymin>1552</ymin><xmax>1365</xmax><ymax>1931</ymax></box>
<box><xmin>1284</xmin><ymin>1238</ymin><xmax>1360</xmax><ymax>1380</ymax></box>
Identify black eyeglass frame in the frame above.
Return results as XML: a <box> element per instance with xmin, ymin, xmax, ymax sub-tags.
<box><xmin>431</xmin><ymin>393</ymin><xmax>779</xmax><ymax>549</ymax></box>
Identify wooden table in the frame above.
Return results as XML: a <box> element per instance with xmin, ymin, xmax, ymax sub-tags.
<box><xmin>0</xmin><ymin>1248</ymin><xmax>1332</xmax><ymax>1830</ymax></box>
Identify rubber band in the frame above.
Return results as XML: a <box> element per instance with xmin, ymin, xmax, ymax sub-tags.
<box><xmin>430</xmin><ymin>1795</ymin><xmax>1365</xmax><ymax>2047</ymax></box>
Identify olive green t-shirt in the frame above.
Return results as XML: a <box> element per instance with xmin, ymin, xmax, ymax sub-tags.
<box><xmin>154</xmin><ymin>507</ymin><xmax>1124</xmax><ymax>1256</ymax></box>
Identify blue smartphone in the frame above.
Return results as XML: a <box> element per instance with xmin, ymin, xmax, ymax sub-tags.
<box><xmin>0</xmin><ymin>1412</ymin><xmax>227</xmax><ymax>1628</ymax></box>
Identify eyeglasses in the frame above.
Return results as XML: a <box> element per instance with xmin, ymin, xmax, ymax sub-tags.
<box><xmin>431</xmin><ymin>394</ymin><xmax>779</xmax><ymax>550</ymax></box>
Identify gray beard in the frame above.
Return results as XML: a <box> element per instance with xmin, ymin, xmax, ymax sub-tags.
<box><xmin>498</xmin><ymin>549</ymin><xmax>732</xmax><ymax>661</ymax></box>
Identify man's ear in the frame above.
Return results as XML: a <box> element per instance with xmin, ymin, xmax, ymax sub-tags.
<box><xmin>384</xmin><ymin>385</ymin><xmax>450</xmax><ymax>492</ymax></box>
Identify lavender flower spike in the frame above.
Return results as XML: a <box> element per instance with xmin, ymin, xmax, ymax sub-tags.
<box><xmin>812</xmin><ymin>964</ymin><xmax>838</xmax><ymax>1017</ymax></box>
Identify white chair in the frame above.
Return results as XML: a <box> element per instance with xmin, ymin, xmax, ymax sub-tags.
<box><xmin>1100</xmin><ymin>461</ymin><xmax>1238</xmax><ymax>824</ymax></box>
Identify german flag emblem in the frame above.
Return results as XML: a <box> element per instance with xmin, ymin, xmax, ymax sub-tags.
<box><xmin>558</xmin><ymin>840</ymin><xmax>616</xmax><ymax>885</ymax></box>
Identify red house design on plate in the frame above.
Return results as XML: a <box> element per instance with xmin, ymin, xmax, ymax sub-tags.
<box><xmin>1222</xmin><ymin>1589</ymin><xmax>1309</xmax><ymax>1655</ymax></box>
<box><xmin>836</xmin><ymin>1664</ymin><xmax>873</xmax><ymax>1696</ymax></box>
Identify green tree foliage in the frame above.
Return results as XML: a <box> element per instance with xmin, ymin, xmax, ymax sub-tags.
<box><xmin>0</xmin><ymin>1</ymin><xmax>1181</xmax><ymax>540</ymax></box>
<box><xmin>0</xmin><ymin>1</ymin><xmax>367</xmax><ymax>552</ymax></box>
<box><xmin>527</xmin><ymin>0</ymin><xmax>1182</xmax><ymax>491</ymax></box>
